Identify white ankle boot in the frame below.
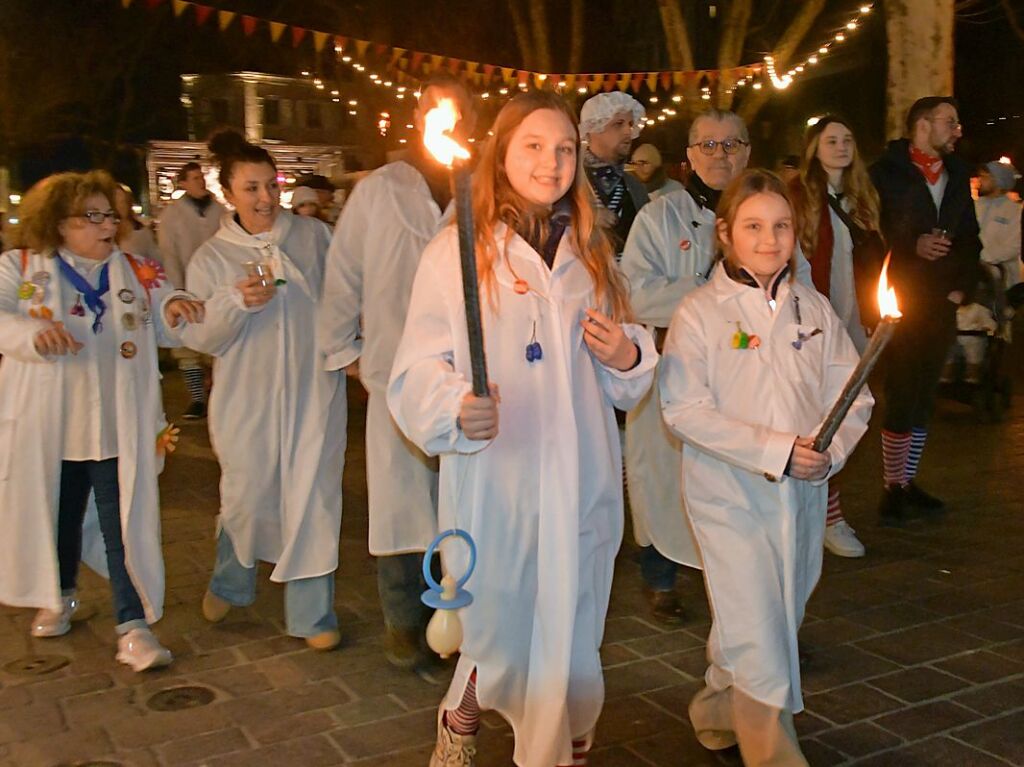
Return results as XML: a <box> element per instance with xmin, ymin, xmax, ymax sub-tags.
<box><xmin>31</xmin><ymin>593</ymin><xmax>79</xmax><ymax>637</ymax></box>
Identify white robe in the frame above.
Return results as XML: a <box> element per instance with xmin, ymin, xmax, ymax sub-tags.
<box><xmin>0</xmin><ymin>248</ymin><xmax>182</xmax><ymax>621</ymax></box>
<box><xmin>621</xmin><ymin>187</ymin><xmax>816</xmax><ymax>567</ymax></box>
<box><xmin>321</xmin><ymin>160</ymin><xmax>443</xmax><ymax>555</ymax></box>
<box><xmin>176</xmin><ymin>212</ymin><xmax>345</xmax><ymax>582</ymax></box>
<box><xmin>387</xmin><ymin>224</ymin><xmax>657</xmax><ymax>767</ymax></box>
<box><xmin>826</xmin><ymin>190</ymin><xmax>868</xmax><ymax>353</ymax></box>
<box><xmin>157</xmin><ymin>195</ymin><xmax>226</xmax><ymax>289</ymax></box>
<box><xmin>659</xmin><ymin>266</ymin><xmax>872</xmax><ymax>712</ymax></box>
<box><xmin>976</xmin><ymin>194</ymin><xmax>1022</xmax><ymax>289</ymax></box>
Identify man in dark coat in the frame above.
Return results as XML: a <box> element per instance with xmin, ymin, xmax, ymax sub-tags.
<box><xmin>869</xmin><ymin>96</ymin><xmax>981</xmax><ymax>525</ymax></box>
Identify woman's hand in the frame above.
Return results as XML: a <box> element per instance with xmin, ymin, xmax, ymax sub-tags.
<box><xmin>787</xmin><ymin>437</ymin><xmax>832</xmax><ymax>481</ymax></box>
<box><xmin>33</xmin><ymin>320</ymin><xmax>83</xmax><ymax>357</ymax></box>
<box><xmin>581</xmin><ymin>309</ymin><xmax>638</xmax><ymax>371</ymax></box>
<box><xmin>458</xmin><ymin>383</ymin><xmax>500</xmax><ymax>441</ymax></box>
<box><xmin>164</xmin><ymin>298</ymin><xmax>205</xmax><ymax>328</ymax></box>
<box><xmin>236</xmin><ymin>274</ymin><xmax>277</xmax><ymax>308</ymax></box>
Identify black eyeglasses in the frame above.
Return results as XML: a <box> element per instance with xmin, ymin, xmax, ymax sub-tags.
<box><xmin>688</xmin><ymin>139</ymin><xmax>750</xmax><ymax>156</ymax></box>
<box><xmin>75</xmin><ymin>210</ymin><xmax>122</xmax><ymax>225</ymax></box>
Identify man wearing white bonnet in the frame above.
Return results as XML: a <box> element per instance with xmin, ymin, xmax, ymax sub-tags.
<box><xmin>976</xmin><ymin>160</ymin><xmax>1021</xmax><ymax>288</ymax></box>
<box><xmin>580</xmin><ymin>91</ymin><xmax>650</xmax><ymax>259</ymax></box>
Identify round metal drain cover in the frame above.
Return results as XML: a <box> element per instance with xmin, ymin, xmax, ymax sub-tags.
<box><xmin>2</xmin><ymin>654</ymin><xmax>70</xmax><ymax>676</ymax></box>
<box><xmin>146</xmin><ymin>685</ymin><xmax>215</xmax><ymax>712</ymax></box>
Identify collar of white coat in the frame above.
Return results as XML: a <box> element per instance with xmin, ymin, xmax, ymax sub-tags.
<box><xmin>710</xmin><ymin>260</ymin><xmax>792</xmax><ymax>305</ymax></box>
<box><xmin>215</xmin><ymin>209</ymin><xmax>293</xmax><ymax>249</ymax></box>
<box><xmin>495</xmin><ymin>220</ymin><xmax>577</xmax><ymax>276</ymax></box>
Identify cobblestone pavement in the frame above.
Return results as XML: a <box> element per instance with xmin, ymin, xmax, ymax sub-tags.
<box><xmin>2</xmin><ymin>350</ymin><xmax>1024</xmax><ymax>767</ymax></box>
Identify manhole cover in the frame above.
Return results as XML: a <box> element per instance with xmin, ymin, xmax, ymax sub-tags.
<box><xmin>56</xmin><ymin>762</ymin><xmax>124</xmax><ymax>767</ymax></box>
<box><xmin>146</xmin><ymin>685</ymin><xmax>215</xmax><ymax>712</ymax></box>
<box><xmin>2</xmin><ymin>654</ymin><xmax>70</xmax><ymax>676</ymax></box>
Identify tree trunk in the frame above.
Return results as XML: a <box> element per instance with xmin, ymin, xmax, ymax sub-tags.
<box><xmin>885</xmin><ymin>0</ymin><xmax>955</xmax><ymax>138</ymax></box>
<box><xmin>528</xmin><ymin>0</ymin><xmax>552</xmax><ymax>72</ymax></box>
<box><xmin>737</xmin><ymin>0</ymin><xmax>825</xmax><ymax>123</ymax></box>
<box><xmin>716</xmin><ymin>0</ymin><xmax>753</xmax><ymax>109</ymax></box>
<box><xmin>568</xmin><ymin>0</ymin><xmax>584</xmax><ymax>74</ymax></box>
<box><xmin>508</xmin><ymin>1</ymin><xmax>535</xmax><ymax>70</ymax></box>
<box><xmin>656</xmin><ymin>0</ymin><xmax>695</xmax><ymax>72</ymax></box>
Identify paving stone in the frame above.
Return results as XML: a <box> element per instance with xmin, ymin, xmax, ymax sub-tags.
<box><xmin>933</xmin><ymin>649</ymin><xmax>1024</xmax><ymax>684</ymax></box>
<box><xmin>331</xmin><ymin>695</ymin><xmax>408</xmax><ymax>728</ymax></box>
<box><xmin>627</xmin><ymin>727</ymin><xmax>721</xmax><ymax>767</ymax></box>
<box><xmin>619</xmin><ymin>629</ymin><xmax>705</xmax><ymax>658</ymax></box>
<box><xmin>0</xmin><ymin>701</ymin><xmax>65</xmax><ymax>744</ymax></box>
<box><xmin>220</xmin><ymin>681</ymin><xmax>352</xmax><ymax>725</ymax></box>
<box><xmin>156</xmin><ymin>726</ymin><xmax>250</xmax><ymax>764</ymax></box>
<box><xmin>603</xmin><ymin>616</ymin><xmax>664</xmax><ymax>643</ymax></box>
<box><xmin>603</xmin><ymin>659</ymin><xmax>689</xmax><ymax>699</ymax></box>
<box><xmin>855</xmin><ymin>624</ymin><xmax>987</xmax><ymax>666</ymax></box>
<box><xmin>798</xmin><ymin>738</ymin><xmax>847</xmax><ymax>766</ymax></box>
<box><xmin>953</xmin><ymin>679</ymin><xmax>1024</xmax><ymax>716</ymax></box>
<box><xmin>804</xmin><ymin>684</ymin><xmax>903</xmax><ymax>726</ymax></box>
<box><xmin>874</xmin><ymin>700</ymin><xmax>981</xmax><ymax>741</ymax></box>
<box><xmin>5</xmin><ymin>725</ymin><xmax>112</xmax><ymax>765</ymax></box>
<box><xmin>329</xmin><ymin>708</ymin><xmax>437</xmax><ymax>759</ymax></box>
<box><xmin>866</xmin><ymin>666</ymin><xmax>972</xmax><ymax>704</ymax></box>
<box><xmin>600</xmin><ymin>642</ymin><xmax>642</xmax><ymax>666</ymax></box>
<box><xmin>844</xmin><ymin>603</ymin><xmax>940</xmax><ymax>633</ymax></box>
<box><xmin>62</xmin><ymin>687</ymin><xmax>141</xmax><ymax>728</ymax></box>
<box><xmin>799</xmin><ymin>644</ymin><xmax>901</xmax><ymax>694</ymax></box>
<box><xmin>246</xmin><ymin>709</ymin><xmax>336</xmax><ymax>745</ymax></box>
<box><xmin>814</xmin><ymin>722</ymin><xmax>904</xmax><ymax>758</ymax></box>
<box><xmin>855</xmin><ymin>736</ymin><xmax>1009</xmax><ymax>767</ymax></box>
<box><xmin>953</xmin><ymin>710</ymin><xmax>1024</xmax><ymax>764</ymax></box>
<box><xmin>106</xmin><ymin>704</ymin><xmax>234</xmax><ymax>749</ymax></box>
<box><xmin>206</xmin><ymin>733</ymin><xmax>346</xmax><ymax>766</ymax></box>
<box><xmin>594</xmin><ymin>695</ymin><xmax>684</xmax><ymax>746</ymax></box>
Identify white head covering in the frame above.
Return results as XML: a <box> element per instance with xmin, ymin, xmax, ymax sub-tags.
<box><xmin>289</xmin><ymin>186</ymin><xmax>320</xmax><ymax>209</ymax></box>
<box><xmin>579</xmin><ymin>92</ymin><xmax>646</xmax><ymax>140</ymax></box>
<box><xmin>984</xmin><ymin>161</ymin><xmax>1018</xmax><ymax>191</ymax></box>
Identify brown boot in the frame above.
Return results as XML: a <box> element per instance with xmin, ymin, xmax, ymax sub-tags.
<box><xmin>642</xmin><ymin>586</ymin><xmax>686</xmax><ymax>626</ymax></box>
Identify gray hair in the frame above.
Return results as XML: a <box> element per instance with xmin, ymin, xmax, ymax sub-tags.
<box><xmin>688</xmin><ymin>109</ymin><xmax>749</xmax><ymax>145</ymax></box>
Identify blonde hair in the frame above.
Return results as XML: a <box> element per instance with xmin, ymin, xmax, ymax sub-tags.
<box><xmin>14</xmin><ymin>171</ymin><xmax>119</xmax><ymax>254</ymax></box>
<box><xmin>716</xmin><ymin>169</ymin><xmax>798</xmax><ymax>278</ymax></box>
<box><xmin>792</xmin><ymin>115</ymin><xmax>881</xmax><ymax>257</ymax></box>
<box><xmin>470</xmin><ymin>91</ymin><xmax>632</xmax><ymax>321</ymax></box>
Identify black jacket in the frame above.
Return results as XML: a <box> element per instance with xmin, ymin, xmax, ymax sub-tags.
<box><xmin>869</xmin><ymin>139</ymin><xmax>981</xmax><ymax>314</ymax></box>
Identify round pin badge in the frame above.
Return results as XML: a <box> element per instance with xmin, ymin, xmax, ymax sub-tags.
<box><xmin>31</xmin><ymin>271</ymin><xmax>51</xmax><ymax>285</ymax></box>
<box><xmin>119</xmin><ymin>341</ymin><xmax>137</xmax><ymax>359</ymax></box>
<box><xmin>118</xmin><ymin>288</ymin><xmax>135</xmax><ymax>304</ymax></box>
<box><xmin>17</xmin><ymin>282</ymin><xmax>35</xmax><ymax>300</ymax></box>
<box><xmin>122</xmin><ymin>313</ymin><xmax>138</xmax><ymax>331</ymax></box>
<box><xmin>513</xmin><ymin>279</ymin><xmax>529</xmax><ymax>295</ymax></box>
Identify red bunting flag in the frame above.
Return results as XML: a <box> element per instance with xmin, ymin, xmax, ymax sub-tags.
<box><xmin>241</xmin><ymin>15</ymin><xmax>258</xmax><ymax>36</ymax></box>
<box><xmin>291</xmin><ymin>26</ymin><xmax>307</xmax><ymax>47</ymax></box>
<box><xmin>145</xmin><ymin>0</ymin><xmax>165</xmax><ymax>9</ymax></box>
<box><xmin>193</xmin><ymin>3</ymin><xmax>213</xmax><ymax>25</ymax></box>
<box><xmin>410</xmin><ymin>51</ymin><xmax>426</xmax><ymax>72</ymax></box>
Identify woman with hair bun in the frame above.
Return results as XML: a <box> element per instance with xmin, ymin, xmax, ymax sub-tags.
<box><xmin>175</xmin><ymin>130</ymin><xmax>346</xmax><ymax>651</ymax></box>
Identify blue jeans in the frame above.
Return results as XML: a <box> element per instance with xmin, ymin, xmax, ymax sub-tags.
<box><xmin>208</xmin><ymin>529</ymin><xmax>337</xmax><ymax>638</ymax></box>
<box><xmin>57</xmin><ymin>459</ymin><xmax>146</xmax><ymax>633</ymax></box>
<box><xmin>640</xmin><ymin>545</ymin><xmax>679</xmax><ymax>592</ymax></box>
<box><xmin>377</xmin><ymin>552</ymin><xmax>433</xmax><ymax>632</ymax></box>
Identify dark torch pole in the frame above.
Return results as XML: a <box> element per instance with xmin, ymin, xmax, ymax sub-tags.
<box><xmin>452</xmin><ymin>159</ymin><xmax>489</xmax><ymax>398</ymax></box>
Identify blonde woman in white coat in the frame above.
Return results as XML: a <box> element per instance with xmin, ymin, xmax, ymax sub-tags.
<box><xmin>660</xmin><ymin>170</ymin><xmax>872</xmax><ymax>766</ymax></box>
<box><xmin>0</xmin><ymin>170</ymin><xmax>203</xmax><ymax>671</ymax></box>
<box><xmin>389</xmin><ymin>92</ymin><xmax>656</xmax><ymax>767</ymax></box>
<box><xmin>175</xmin><ymin>131</ymin><xmax>346</xmax><ymax>652</ymax></box>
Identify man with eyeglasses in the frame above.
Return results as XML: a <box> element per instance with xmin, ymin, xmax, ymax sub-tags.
<box><xmin>869</xmin><ymin>96</ymin><xmax>981</xmax><ymax>526</ymax></box>
<box><xmin>619</xmin><ymin>108</ymin><xmax>752</xmax><ymax>626</ymax></box>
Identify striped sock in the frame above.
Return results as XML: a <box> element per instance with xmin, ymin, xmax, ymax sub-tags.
<box><xmin>557</xmin><ymin>739</ymin><xmax>589</xmax><ymax>766</ymax></box>
<box><xmin>905</xmin><ymin>428</ymin><xmax>927</xmax><ymax>484</ymax></box>
<box><xmin>881</xmin><ymin>430</ymin><xmax>911</xmax><ymax>488</ymax></box>
<box><xmin>182</xmin><ymin>367</ymin><xmax>206</xmax><ymax>404</ymax></box>
<box><xmin>444</xmin><ymin>669</ymin><xmax>480</xmax><ymax>736</ymax></box>
<box><xmin>825</xmin><ymin>481</ymin><xmax>843</xmax><ymax>526</ymax></box>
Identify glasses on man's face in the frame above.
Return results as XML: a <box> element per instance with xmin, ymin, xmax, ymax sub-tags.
<box><xmin>929</xmin><ymin>117</ymin><xmax>962</xmax><ymax>130</ymax></box>
<box><xmin>689</xmin><ymin>139</ymin><xmax>750</xmax><ymax>156</ymax></box>
<box><xmin>631</xmin><ymin>160</ymin><xmax>653</xmax><ymax>168</ymax></box>
<box><xmin>76</xmin><ymin>210</ymin><xmax>121</xmax><ymax>225</ymax></box>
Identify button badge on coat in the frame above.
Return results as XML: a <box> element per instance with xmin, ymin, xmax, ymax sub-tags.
<box><xmin>119</xmin><ymin>341</ymin><xmax>137</xmax><ymax>359</ymax></box>
<box><xmin>122</xmin><ymin>313</ymin><xmax>138</xmax><ymax>331</ymax></box>
<box><xmin>118</xmin><ymin>288</ymin><xmax>135</xmax><ymax>304</ymax></box>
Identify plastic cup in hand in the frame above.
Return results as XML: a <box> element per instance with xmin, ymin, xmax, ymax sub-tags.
<box><xmin>931</xmin><ymin>227</ymin><xmax>950</xmax><ymax>242</ymax></box>
<box><xmin>244</xmin><ymin>260</ymin><xmax>274</xmax><ymax>288</ymax></box>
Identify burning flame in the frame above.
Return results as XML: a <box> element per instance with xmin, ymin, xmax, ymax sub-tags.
<box><xmin>422</xmin><ymin>98</ymin><xmax>470</xmax><ymax>168</ymax></box>
<box><xmin>877</xmin><ymin>254</ymin><xmax>901</xmax><ymax>319</ymax></box>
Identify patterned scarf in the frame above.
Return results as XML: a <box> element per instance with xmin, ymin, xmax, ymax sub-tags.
<box><xmin>910</xmin><ymin>146</ymin><xmax>944</xmax><ymax>185</ymax></box>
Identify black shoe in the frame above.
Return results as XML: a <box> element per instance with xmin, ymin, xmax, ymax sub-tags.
<box><xmin>878</xmin><ymin>485</ymin><xmax>910</xmax><ymax>528</ymax></box>
<box><xmin>183</xmin><ymin>401</ymin><xmax>207</xmax><ymax>420</ymax></box>
<box><xmin>904</xmin><ymin>481</ymin><xmax>946</xmax><ymax>513</ymax></box>
<box><xmin>642</xmin><ymin>586</ymin><xmax>686</xmax><ymax>627</ymax></box>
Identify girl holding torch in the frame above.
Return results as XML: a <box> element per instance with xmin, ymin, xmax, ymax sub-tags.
<box><xmin>660</xmin><ymin>170</ymin><xmax>873</xmax><ymax>766</ymax></box>
<box><xmin>388</xmin><ymin>91</ymin><xmax>657</xmax><ymax>767</ymax></box>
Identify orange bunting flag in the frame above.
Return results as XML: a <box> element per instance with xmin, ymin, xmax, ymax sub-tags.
<box><xmin>646</xmin><ymin>73</ymin><xmax>658</xmax><ymax>92</ymax></box>
<box><xmin>291</xmin><ymin>26</ymin><xmax>307</xmax><ymax>47</ymax></box>
<box><xmin>121</xmin><ymin>0</ymin><xmax>133</xmax><ymax>7</ymax></box>
<box><xmin>171</xmin><ymin>0</ymin><xmax>189</xmax><ymax>17</ymax></box>
<box><xmin>660</xmin><ymin>72</ymin><xmax>672</xmax><ymax>90</ymax></box>
<box><xmin>673</xmin><ymin>72</ymin><xmax>685</xmax><ymax>87</ymax></box>
<box><xmin>268</xmin><ymin>21</ymin><xmax>286</xmax><ymax>41</ymax></box>
<box><xmin>241</xmin><ymin>15</ymin><xmax>258</xmax><ymax>36</ymax></box>
<box><xmin>429</xmin><ymin>54</ymin><xmax>444</xmax><ymax>71</ymax></box>
<box><xmin>354</xmin><ymin>39</ymin><xmax>371</xmax><ymax>58</ymax></box>
<box><xmin>501</xmin><ymin>67</ymin><xmax>515</xmax><ymax>84</ymax></box>
<box><xmin>217</xmin><ymin>10</ymin><xmax>234</xmax><ymax>31</ymax></box>
<box><xmin>313</xmin><ymin>31</ymin><xmax>329</xmax><ymax>52</ymax></box>
<box><xmin>589</xmin><ymin>75</ymin><xmax>604</xmax><ymax>92</ymax></box>
<box><xmin>564</xmin><ymin>74</ymin><xmax>576</xmax><ymax>89</ymax></box>
<box><xmin>618</xmin><ymin>74</ymin><xmax>631</xmax><ymax>91</ymax></box>
<box><xmin>533</xmin><ymin>73</ymin><xmax>546</xmax><ymax>89</ymax></box>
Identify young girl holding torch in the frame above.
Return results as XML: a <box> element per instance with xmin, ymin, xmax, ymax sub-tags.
<box><xmin>660</xmin><ymin>170</ymin><xmax>873</xmax><ymax>766</ymax></box>
<box><xmin>388</xmin><ymin>91</ymin><xmax>657</xmax><ymax>767</ymax></box>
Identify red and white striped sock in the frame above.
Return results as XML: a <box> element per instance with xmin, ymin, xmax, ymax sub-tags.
<box><xmin>881</xmin><ymin>430</ymin><xmax>911</xmax><ymax>488</ymax></box>
<box><xmin>557</xmin><ymin>738</ymin><xmax>589</xmax><ymax>766</ymax></box>
<box><xmin>444</xmin><ymin>669</ymin><xmax>480</xmax><ymax>736</ymax></box>
<box><xmin>825</xmin><ymin>481</ymin><xmax>843</xmax><ymax>526</ymax></box>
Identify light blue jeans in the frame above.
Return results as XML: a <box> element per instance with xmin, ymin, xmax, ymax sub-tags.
<box><xmin>209</xmin><ymin>529</ymin><xmax>338</xmax><ymax>637</ymax></box>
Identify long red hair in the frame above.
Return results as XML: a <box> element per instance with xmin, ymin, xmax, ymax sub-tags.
<box><xmin>469</xmin><ymin>91</ymin><xmax>632</xmax><ymax>321</ymax></box>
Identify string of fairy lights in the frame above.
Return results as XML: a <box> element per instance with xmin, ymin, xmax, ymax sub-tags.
<box><xmin>289</xmin><ymin>1</ymin><xmax>876</xmax><ymax>139</ymax></box>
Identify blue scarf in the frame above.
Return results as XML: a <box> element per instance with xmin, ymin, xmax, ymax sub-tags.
<box><xmin>56</xmin><ymin>253</ymin><xmax>109</xmax><ymax>333</ymax></box>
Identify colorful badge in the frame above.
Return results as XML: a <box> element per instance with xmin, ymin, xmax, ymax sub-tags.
<box><xmin>731</xmin><ymin>322</ymin><xmax>761</xmax><ymax>350</ymax></box>
<box><xmin>119</xmin><ymin>341</ymin><xmax>137</xmax><ymax>359</ymax></box>
<box><xmin>31</xmin><ymin>271</ymin><xmax>51</xmax><ymax>286</ymax></box>
<box><xmin>122</xmin><ymin>313</ymin><xmax>138</xmax><ymax>331</ymax></box>
<box><xmin>513</xmin><ymin>279</ymin><xmax>529</xmax><ymax>295</ymax></box>
<box><xmin>118</xmin><ymin>288</ymin><xmax>135</xmax><ymax>304</ymax></box>
<box><xmin>18</xmin><ymin>282</ymin><xmax>36</xmax><ymax>300</ymax></box>
<box><xmin>29</xmin><ymin>306</ymin><xmax>53</xmax><ymax>320</ymax></box>
<box><xmin>679</xmin><ymin>239</ymin><xmax>692</xmax><ymax>251</ymax></box>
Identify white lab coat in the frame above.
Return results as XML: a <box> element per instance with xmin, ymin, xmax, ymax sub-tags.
<box><xmin>976</xmin><ymin>194</ymin><xmax>1022</xmax><ymax>289</ymax></box>
<box><xmin>0</xmin><ymin>248</ymin><xmax>182</xmax><ymax>622</ymax></box>
<box><xmin>660</xmin><ymin>266</ymin><xmax>872</xmax><ymax>713</ymax></box>
<box><xmin>321</xmin><ymin>160</ymin><xmax>443</xmax><ymax>555</ymax></box>
<box><xmin>388</xmin><ymin>224</ymin><xmax>657</xmax><ymax>767</ymax></box>
<box><xmin>158</xmin><ymin>195</ymin><xmax>226</xmax><ymax>289</ymax></box>
<box><xmin>621</xmin><ymin>188</ymin><xmax>816</xmax><ymax>568</ymax></box>
<box><xmin>176</xmin><ymin>212</ymin><xmax>345</xmax><ymax>582</ymax></box>
<box><xmin>122</xmin><ymin>224</ymin><xmax>162</xmax><ymax>265</ymax></box>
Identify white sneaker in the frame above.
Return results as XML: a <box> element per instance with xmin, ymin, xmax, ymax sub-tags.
<box><xmin>30</xmin><ymin>594</ymin><xmax>79</xmax><ymax>637</ymax></box>
<box><xmin>824</xmin><ymin>520</ymin><xmax>866</xmax><ymax>558</ymax></box>
<box><xmin>116</xmin><ymin>627</ymin><xmax>173</xmax><ymax>672</ymax></box>
<box><xmin>429</xmin><ymin>706</ymin><xmax>477</xmax><ymax>767</ymax></box>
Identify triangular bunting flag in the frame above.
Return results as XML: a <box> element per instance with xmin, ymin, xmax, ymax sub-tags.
<box><xmin>565</xmin><ymin>74</ymin><xmax>576</xmax><ymax>89</ymax></box>
<box><xmin>660</xmin><ymin>72</ymin><xmax>672</xmax><ymax>90</ymax></box>
<box><xmin>589</xmin><ymin>75</ymin><xmax>604</xmax><ymax>92</ymax></box>
<box><xmin>618</xmin><ymin>74</ymin><xmax>631</xmax><ymax>91</ymax></box>
<box><xmin>193</xmin><ymin>3</ymin><xmax>213</xmax><ymax>25</ymax></box>
<box><xmin>374</xmin><ymin>43</ymin><xmax>389</xmax><ymax>58</ymax></box>
<box><xmin>355</xmin><ymin>39</ymin><xmax>371</xmax><ymax>58</ymax></box>
<box><xmin>501</xmin><ymin>67</ymin><xmax>515</xmax><ymax>84</ymax></box>
<box><xmin>171</xmin><ymin>0</ymin><xmax>188</xmax><ymax>16</ymax></box>
<box><xmin>145</xmin><ymin>0</ymin><xmax>165</xmax><ymax>9</ymax></box>
<box><xmin>430</xmin><ymin>54</ymin><xmax>443</xmax><ymax>71</ymax></box>
<box><xmin>465</xmin><ymin>61</ymin><xmax>479</xmax><ymax>74</ymax></box>
<box><xmin>121</xmin><ymin>0</ymin><xmax>133</xmax><ymax>7</ymax></box>
<box><xmin>410</xmin><ymin>51</ymin><xmax>426</xmax><ymax>72</ymax></box>
<box><xmin>313</xmin><ymin>31</ymin><xmax>329</xmax><ymax>52</ymax></box>
<box><xmin>533</xmin><ymin>73</ymin><xmax>546</xmax><ymax>89</ymax></box>
<box><xmin>217</xmin><ymin>10</ymin><xmax>235</xmax><ymax>31</ymax></box>
<box><xmin>334</xmin><ymin>36</ymin><xmax>348</xmax><ymax>54</ymax></box>
<box><xmin>268</xmin><ymin>21</ymin><xmax>286</xmax><ymax>41</ymax></box>
<box><xmin>517</xmin><ymin>70</ymin><xmax>530</xmax><ymax>87</ymax></box>
<box><xmin>646</xmin><ymin>73</ymin><xmax>658</xmax><ymax>92</ymax></box>
<box><xmin>483</xmin><ymin>64</ymin><xmax>495</xmax><ymax>77</ymax></box>
<box><xmin>241</xmin><ymin>15</ymin><xmax>257</xmax><ymax>36</ymax></box>
<box><xmin>390</xmin><ymin>47</ymin><xmax>406</xmax><ymax>65</ymax></box>
<box><xmin>672</xmin><ymin>72</ymin><xmax>685</xmax><ymax>87</ymax></box>
<box><xmin>630</xmin><ymin>73</ymin><xmax>644</xmax><ymax>93</ymax></box>
<box><xmin>291</xmin><ymin>26</ymin><xmax>307</xmax><ymax>47</ymax></box>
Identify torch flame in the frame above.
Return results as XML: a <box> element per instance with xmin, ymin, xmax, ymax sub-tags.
<box><xmin>423</xmin><ymin>98</ymin><xmax>470</xmax><ymax>168</ymax></box>
<box><xmin>877</xmin><ymin>254</ymin><xmax>901</xmax><ymax>319</ymax></box>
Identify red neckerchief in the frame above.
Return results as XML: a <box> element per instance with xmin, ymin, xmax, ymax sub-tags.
<box><xmin>909</xmin><ymin>146</ymin><xmax>944</xmax><ymax>185</ymax></box>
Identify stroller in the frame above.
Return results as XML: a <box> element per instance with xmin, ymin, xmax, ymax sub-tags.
<box><xmin>942</xmin><ymin>261</ymin><xmax>1022</xmax><ymax>421</ymax></box>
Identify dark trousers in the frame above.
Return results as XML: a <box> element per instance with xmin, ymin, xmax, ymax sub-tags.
<box><xmin>377</xmin><ymin>552</ymin><xmax>431</xmax><ymax>632</ymax></box>
<box><xmin>57</xmin><ymin>458</ymin><xmax>145</xmax><ymax>628</ymax></box>
<box><xmin>882</xmin><ymin>303</ymin><xmax>958</xmax><ymax>433</ymax></box>
<box><xmin>640</xmin><ymin>545</ymin><xmax>679</xmax><ymax>592</ymax></box>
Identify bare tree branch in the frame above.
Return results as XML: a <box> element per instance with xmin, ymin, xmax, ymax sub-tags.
<box><xmin>569</xmin><ymin>0</ymin><xmax>585</xmax><ymax>73</ymax></box>
<box><xmin>716</xmin><ymin>0</ymin><xmax>753</xmax><ymax>108</ymax></box>
<box><xmin>656</xmin><ymin>0</ymin><xmax>695</xmax><ymax>72</ymax></box>
<box><xmin>508</xmin><ymin>0</ymin><xmax>535</xmax><ymax>69</ymax></box>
